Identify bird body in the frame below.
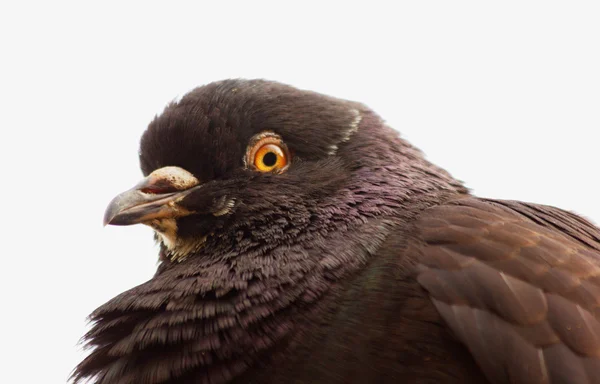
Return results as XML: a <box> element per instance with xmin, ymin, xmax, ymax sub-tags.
<box><xmin>74</xmin><ymin>80</ymin><xmax>600</xmax><ymax>384</ymax></box>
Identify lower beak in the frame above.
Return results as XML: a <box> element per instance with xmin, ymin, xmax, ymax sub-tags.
<box><xmin>103</xmin><ymin>166</ymin><xmax>200</xmax><ymax>226</ymax></box>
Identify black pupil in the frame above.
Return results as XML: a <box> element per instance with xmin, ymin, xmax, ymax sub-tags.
<box><xmin>262</xmin><ymin>152</ymin><xmax>278</xmax><ymax>167</ymax></box>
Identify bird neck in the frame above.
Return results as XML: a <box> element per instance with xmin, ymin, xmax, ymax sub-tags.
<box><xmin>147</xmin><ymin>187</ymin><xmax>462</xmax><ymax>381</ymax></box>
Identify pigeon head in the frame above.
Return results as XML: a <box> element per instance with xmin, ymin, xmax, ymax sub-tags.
<box><xmin>104</xmin><ymin>79</ymin><xmax>464</xmax><ymax>263</ymax></box>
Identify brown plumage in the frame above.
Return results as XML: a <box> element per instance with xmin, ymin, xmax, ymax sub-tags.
<box><xmin>416</xmin><ymin>198</ymin><xmax>600</xmax><ymax>384</ymax></box>
<box><xmin>74</xmin><ymin>79</ymin><xmax>600</xmax><ymax>383</ymax></box>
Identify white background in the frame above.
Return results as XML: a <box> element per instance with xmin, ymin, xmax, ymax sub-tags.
<box><xmin>1</xmin><ymin>2</ymin><xmax>599</xmax><ymax>383</ymax></box>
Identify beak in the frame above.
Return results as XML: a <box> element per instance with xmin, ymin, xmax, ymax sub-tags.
<box><xmin>103</xmin><ymin>166</ymin><xmax>200</xmax><ymax>226</ymax></box>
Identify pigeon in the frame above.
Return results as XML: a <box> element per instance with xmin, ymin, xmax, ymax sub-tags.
<box><xmin>74</xmin><ymin>79</ymin><xmax>600</xmax><ymax>384</ymax></box>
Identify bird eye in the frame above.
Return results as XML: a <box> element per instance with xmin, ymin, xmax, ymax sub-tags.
<box><xmin>246</xmin><ymin>132</ymin><xmax>290</xmax><ymax>173</ymax></box>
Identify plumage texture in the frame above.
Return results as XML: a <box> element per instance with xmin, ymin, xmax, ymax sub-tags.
<box><xmin>74</xmin><ymin>79</ymin><xmax>600</xmax><ymax>383</ymax></box>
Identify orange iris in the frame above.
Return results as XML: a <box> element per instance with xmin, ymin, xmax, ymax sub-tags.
<box><xmin>246</xmin><ymin>132</ymin><xmax>290</xmax><ymax>173</ymax></box>
<box><xmin>254</xmin><ymin>143</ymin><xmax>287</xmax><ymax>172</ymax></box>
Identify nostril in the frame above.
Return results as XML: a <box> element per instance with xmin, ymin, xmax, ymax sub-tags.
<box><xmin>138</xmin><ymin>166</ymin><xmax>201</xmax><ymax>194</ymax></box>
<box><xmin>144</xmin><ymin>166</ymin><xmax>200</xmax><ymax>192</ymax></box>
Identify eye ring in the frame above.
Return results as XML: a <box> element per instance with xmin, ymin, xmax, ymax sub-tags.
<box><xmin>245</xmin><ymin>132</ymin><xmax>291</xmax><ymax>173</ymax></box>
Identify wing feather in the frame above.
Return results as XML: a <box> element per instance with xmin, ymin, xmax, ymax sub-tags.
<box><xmin>416</xmin><ymin>198</ymin><xmax>600</xmax><ymax>384</ymax></box>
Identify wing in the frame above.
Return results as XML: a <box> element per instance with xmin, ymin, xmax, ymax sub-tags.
<box><xmin>414</xmin><ymin>198</ymin><xmax>600</xmax><ymax>384</ymax></box>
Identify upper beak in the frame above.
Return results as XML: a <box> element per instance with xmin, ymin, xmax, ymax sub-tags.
<box><xmin>103</xmin><ymin>166</ymin><xmax>200</xmax><ymax>226</ymax></box>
